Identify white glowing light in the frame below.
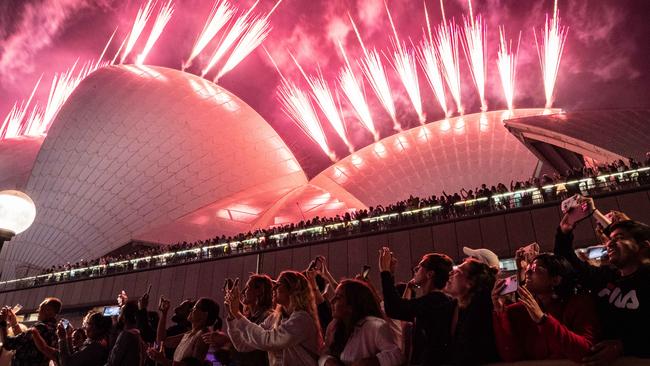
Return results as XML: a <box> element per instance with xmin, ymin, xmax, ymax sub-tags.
<box><xmin>461</xmin><ymin>1</ymin><xmax>487</xmax><ymax>111</ymax></box>
<box><xmin>534</xmin><ymin>0</ymin><xmax>568</xmax><ymax>109</ymax></box>
<box><xmin>216</xmin><ymin>15</ymin><xmax>271</xmax><ymax>80</ymax></box>
<box><xmin>349</xmin><ymin>15</ymin><xmax>400</xmax><ymax>131</ymax></box>
<box><xmin>277</xmin><ymin>80</ymin><xmax>335</xmax><ymax>161</ymax></box>
<box><xmin>337</xmin><ymin>41</ymin><xmax>379</xmax><ymax>141</ymax></box>
<box><xmin>496</xmin><ymin>27</ymin><xmax>521</xmax><ymax>111</ymax></box>
<box><xmin>0</xmin><ymin>190</ymin><xmax>36</xmax><ymax>236</ymax></box>
<box><xmin>136</xmin><ymin>0</ymin><xmax>175</xmax><ymax>65</ymax></box>
<box><xmin>202</xmin><ymin>1</ymin><xmax>259</xmax><ymax>78</ymax></box>
<box><xmin>435</xmin><ymin>1</ymin><xmax>463</xmax><ymax>114</ymax></box>
<box><xmin>385</xmin><ymin>2</ymin><xmax>424</xmax><ymax>124</ymax></box>
<box><xmin>289</xmin><ymin>53</ymin><xmax>354</xmax><ymax>153</ymax></box>
<box><xmin>120</xmin><ymin>0</ymin><xmax>155</xmax><ymax>64</ymax></box>
<box><xmin>419</xmin><ymin>2</ymin><xmax>449</xmax><ymax>117</ymax></box>
<box><xmin>184</xmin><ymin>0</ymin><xmax>235</xmax><ymax>70</ymax></box>
<box><xmin>0</xmin><ymin>76</ymin><xmax>41</xmax><ymax>139</ymax></box>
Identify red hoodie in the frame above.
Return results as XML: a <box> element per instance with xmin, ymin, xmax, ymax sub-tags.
<box><xmin>493</xmin><ymin>294</ymin><xmax>600</xmax><ymax>363</ymax></box>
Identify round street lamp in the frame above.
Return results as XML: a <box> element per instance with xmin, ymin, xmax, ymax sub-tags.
<box><xmin>0</xmin><ymin>190</ymin><xmax>36</xmax><ymax>252</ymax></box>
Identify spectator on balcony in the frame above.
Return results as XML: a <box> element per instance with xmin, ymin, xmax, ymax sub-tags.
<box><xmin>57</xmin><ymin>311</ymin><xmax>112</xmax><ymax>366</ymax></box>
<box><xmin>319</xmin><ymin>279</ymin><xmax>402</xmax><ymax>366</ymax></box>
<box><xmin>0</xmin><ymin>297</ymin><xmax>61</xmax><ymax>366</ymax></box>
<box><xmin>147</xmin><ymin>297</ymin><xmax>218</xmax><ymax>365</ymax></box>
<box><xmin>378</xmin><ymin>248</ymin><xmax>455</xmax><ymax>365</ymax></box>
<box><xmin>554</xmin><ymin>197</ymin><xmax>650</xmax><ymax>363</ymax></box>
<box><xmin>225</xmin><ymin>271</ymin><xmax>323</xmax><ymax>366</ymax></box>
<box><xmin>492</xmin><ymin>253</ymin><xmax>600</xmax><ymax>363</ymax></box>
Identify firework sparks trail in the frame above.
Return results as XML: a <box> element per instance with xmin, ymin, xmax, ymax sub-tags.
<box><xmin>289</xmin><ymin>53</ymin><xmax>354</xmax><ymax>153</ymax></box>
<box><xmin>534</xmin><ymin>0</ymin><xmax>568</xmax><ymax>109</ymax></box>
<box><xmin>418</xmin><ymin>2</ymin><xmax>448</xmax><ymax>117</ymax></box>
<box><xmin>112</xmin><ymin>36</ymin><xmax>128</xmax><ymax>65</ymax></box>
<box><xmin>435</xmin><ymin>0</ymin><xmax>463</xmax><ymax>114</ymax></box>
<box><xmin>136</xmin><ymin>0</ymin><xmax>175</xmax><ymax>65</ymax></box>
<box><xmin>183</xmin><ymin>0</ymin><xmax>235</xmax><ymax>70</ymax></box>
<box><xmin>461</xmin><ymin>0</ymin><xmax>487</xmax><ymax>111</ymax></box>
<box><xmin>384</xmin><ymin>2</ymin><xmax>424</xmax><ymax>124</ymax></box>
<box><xmin>120</xmin><ymin>0</ymin><xmax>155</xmax><ymax>64</ymax></box>
<box><xmin>0</xmin><ymin>76</ymin><xmax>42</xmax><ymax>139</ymax></box>
<box><xmin>496</xmin><ymin>27</ymin><xmax>521</xmax><ymax>110</ymax></box>
<box><xmin>278</xmin><ymin>80</ymin><xmax>335</xmax><ymax>161</ymax></box>
<box><xmin>349</xmin><ymin>15</ymin><xmax>401</xmax><ymax>131</ymax></box>
<box><xmin>96</xmin><ymin>27</ymin><xmax>118</xmax><ymax>69</ymax></box>
<box><xmin>201</xmin><ymin>1</ymin><xmax>260</xmax><ymax>78</ymax></box>
<box><xmin>337</xmin><ymin>41</ymin><xmax>379</xmax><ymax>141</ymax></box>
<box><xmin>216</xmin><ymin>15</ymin><xmax>270</xmax><ymax>81</ymax></box>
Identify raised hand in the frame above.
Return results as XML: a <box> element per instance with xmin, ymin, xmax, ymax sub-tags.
<box><xmin>517</xmin><ymin>286</ymin><xmax>544</xmax><ymax>323</ymax></box>
<box><xmin>378</xmin><ymin>247</ymin><xmax>394</xmax><ymax>273</ymax></box>
<box><xmin>491</xmin><ymin>279</ymin><xmax>507</xmax><ymax>312</ymax></box>
<box><xmin>158</xmin><ymin>296</ymin><xmax>170</xmax><ymax>314</ymax></box>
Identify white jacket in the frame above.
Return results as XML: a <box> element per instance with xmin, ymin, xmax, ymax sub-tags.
<box><xmin>227</xmin><ymin>310</ymin><xmax>322</xmax><ymax>366</ymax></box>
<box><xmin>319</xmin><ymin>316</ymin><xmax>403</xmax><ymax>366</ymax></box>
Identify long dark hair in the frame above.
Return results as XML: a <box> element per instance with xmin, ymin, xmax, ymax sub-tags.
<box><xmin>463</xmin><ymin>258</ymin><xmax>498</xmax><ymax>304</ymax></box>
<box><xmin>329</xmin><ymin>280</ymin><xmax>384</xmax><ymax>357</ymax></box>
<box><xmin>247</xmin><ymin>274</ymin><xmax>273</xmax><ymax>313</ymax></box>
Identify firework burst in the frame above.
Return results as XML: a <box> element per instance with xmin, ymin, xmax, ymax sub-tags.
<box><xmin>120</xmin><ymin>0</ymin><xmax>155</xmax><ymax>64</ymax></box>
<box><xmin>385</xmin><ymin>2</ymin><xmax>424</xmax><ymax>124</ymax></box>
<box><xmin>337</xmin><ymin>41</ymin><xmax>379</xmax><ymax>141</ymax></box>
<box><xmin>418</xmin><ymin>2</ymin><xmax>449</xmax><ymax>117</ymax></box>
<box><xmin>461</xmin><ymin>0</ymin><xmax>487</xmax><ymax>111</ymax></box>
<box><xmin>435</xmin><ymin>1</ymin><xmax>463</xmax><ymax>114</ymax></box>
<box><xmin>496</xmin><ymin>27</ymin><xmax>521</xmax><ymax>110</ymax></box>
<box><xmin>136</xmin><ymin>0</ymin><xmax>175</xmax><ymax>66</ymax></box>
<box><xmin>183</xmin><ymin>0</ymin><xmax>235</xmax><ymax>70</ymax></box>
<box><xmin>349</xmin><ymin>15</ymin><xmax>400</xmax><ymax>131</ymax></box>
<box><xmin>534</xmin><ymin>0</ymin><xmax>568</xmax><ymax>109</ymax></box>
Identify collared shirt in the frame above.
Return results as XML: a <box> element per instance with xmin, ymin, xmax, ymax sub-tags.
<box><xmin>3</xmin><ymin>318</ymin><xmax>57</xmax><ymax>366</ymax></box>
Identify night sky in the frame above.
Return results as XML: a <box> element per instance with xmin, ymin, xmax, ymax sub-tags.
<box><xmin>1</xmin><ymin>0</ymin><xmax>649</xmax><ymax>177</ymax></box>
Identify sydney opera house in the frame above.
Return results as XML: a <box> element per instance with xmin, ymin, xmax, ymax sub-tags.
<box><xmin>1</xmin><ymin>64</ymin><xmax>648</xmax><ymax>282</ymax></box>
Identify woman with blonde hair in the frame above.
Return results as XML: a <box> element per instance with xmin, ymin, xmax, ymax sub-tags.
<box><xmin>225</xmin><ymin>271</ymin><xmax>323</xmax><ymax>366</ymax></box>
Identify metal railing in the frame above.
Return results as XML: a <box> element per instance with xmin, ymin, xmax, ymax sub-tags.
<box><xmin>1</xmin><ymin>166</ymin><xmax>648</xmax><ymax>291</ymax></box>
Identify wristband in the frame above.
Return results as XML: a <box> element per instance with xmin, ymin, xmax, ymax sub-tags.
<box><xmin>537</xmin><ymin>313</ymin><xmax>547</xmax><ymax>324</ymax></box>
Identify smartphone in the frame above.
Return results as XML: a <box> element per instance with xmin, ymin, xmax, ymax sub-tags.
<box><xmin>145</xmin><ymin>284</ymin><xmax>152</xmax><ymax>296</ymax></box>
<box><xmin>587</xmin><ymin>246</ymin><xmax>607</xmax><ymax>259</ymax></box>
<box><xmin>361</xmin><ymin>265</ymin><xmax>371</xmax><ymax>279</ymax></box>
<box><xmin>60</xmin><ymin>318</ymin><xmax>70</xmax><ymax>329</ymax></box>
<box><xmin>11</xmin><ymin>304</ymin><xmax>23</xmax><ymax>314</ymax></box>
<box><xmin>223</xmin><ymin>278</ymin><xmax>234</xmax><ymax>292</ymax></box>
<box><xmin>103</xmin><ymin>305</ymin><xmax>121</xmax><ymax>317</ymax></box>
<box><xmin>307</xmin><ymin>257</ymin><xmax>321</xmax><ymax>271</ymax></box>
<box><xmin>562</xmin><ymin>195</ymin><xmax>592</xmax><ymax>225</ymax></box>
<box><xmin>499</xmin><ymin>275</ymin><xmax>518</xmax><ymax>295</ymax></box>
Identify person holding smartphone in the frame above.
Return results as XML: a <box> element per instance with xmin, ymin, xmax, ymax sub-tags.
<box><xmin>492</xmin><ymin>253</ymin><xmax>601</xmax><ymax>363</ymax></box>
<box><xmin>57</xmin><ymin>311</ymin><xmax>112</xmax><ymax>366</ymax></box>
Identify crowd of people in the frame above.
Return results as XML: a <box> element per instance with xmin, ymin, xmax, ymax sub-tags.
<box><xmin>5</xmin><ymin>158</ymin><xmax>648</xmax><ymax>290</ymax></box>
<box><xmin>1</xmin><ymin>197</ymin><xmax>648</xmax><ymax>365</ymax></box>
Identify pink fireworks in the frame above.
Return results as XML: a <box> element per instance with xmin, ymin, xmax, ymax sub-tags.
<box><xmin>120</xmin><ymin>0</ymin><xmax>155</xmax><ymax>64</ymax></box>
<box><xmin>337</xmin><ymin>41</ymin><xmax>379</xmax><ymax>142</ymax></box>
<box><xmin>277</xmin><ymin>79</ymin><xmax>335</xmax><ymax>161</ymax></box>
<box><xmin>349</xmin><ymin>15</ymin><xmax>401</xmax><ymax>131</ymax></box>
<box><xmin>385</xmin><ymin>2</ymin><xmax>425</xmax><ymax>124</ymax></box>
<box><xmin>183</xmin><ymin>0</ymin><xmax>235</xmax><ymax>70</ymax></box>
<box><xmin>136</xmin><ymin>0</ymin><xmax>175</xmax><ymax>66</ymax></box>
<box><xmin>461</xmin><ymin>0</ymin><xmax>487</xmax><ymax>111</ymax></box>
<box><xmin>435</xmin><ymin>2</ymin><xmax>463</xmax><ymax>115</ymax></box>
<box><xmin>496</xmin><ymin>27</ymin><xmax>521</xmax><ymax>111</ymax></box>
<box><xmin>534</xmin><ymin>0</ymin><xmax>568</xmax><ymax>109</ymax></box>
<box><xmin>418</xmin><ymin>2</ymin><xmax>449</xmax><ymax>117</ymax></box>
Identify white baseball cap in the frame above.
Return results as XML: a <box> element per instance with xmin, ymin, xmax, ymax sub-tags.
<box><xmin>463</xmin><ymin>246</ymin><xmax>500</xmax><ymax>268</ymax></box>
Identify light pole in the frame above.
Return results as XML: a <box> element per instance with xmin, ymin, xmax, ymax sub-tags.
<box><xmin>0</xmin><ymin>190</ymin><xmax>36</xmax><ymax>253</ymax></box>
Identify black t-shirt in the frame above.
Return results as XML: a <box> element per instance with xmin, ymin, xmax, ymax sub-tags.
<box><xmin>554</xmin><ymin>229</ymin><xmax>650</xmax><ymax>358</ymax></box>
